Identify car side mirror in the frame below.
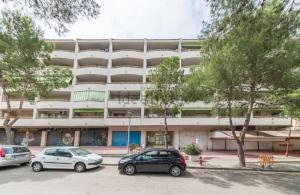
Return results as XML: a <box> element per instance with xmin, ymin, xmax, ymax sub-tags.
<box><xmin>66</xmin><ymin>154</ymin><xmax>72</xmax><ymax>158</ymax></box>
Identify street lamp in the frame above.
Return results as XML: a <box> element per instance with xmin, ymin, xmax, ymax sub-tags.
<box><xmin>127</xmin><ymin>110</ymin><xmax>133</xmax><ymax>154</ymax></box>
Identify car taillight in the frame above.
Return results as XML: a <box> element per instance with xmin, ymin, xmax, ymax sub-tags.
<box><xmin>179</xmin><ymin>154</ymin><xmax>185</xmax><ymax>165</ymax></box>
<box><xmin>0</xmin><ymin>147</ymin><xmax>5</xmax><ymax>158</ymax></box>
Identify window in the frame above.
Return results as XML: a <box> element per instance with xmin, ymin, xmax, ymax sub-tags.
<box><xmin>57</xmin><ymin>149</ymin><xmax>72</xmax><ymax>157</ymax></box>
<box><xmin>68</xmin><ymin>148</ymin><xmax>91</xmax><ymax>156</ymax></box>
<box><xmin>13</xmin><ymin>147</ymin><xmax>29</xmax><ymax>153</ymax></box>
<box><xmin>140</xmin><ymin>151</ymin><xmax>158</xmax><ymax>160</ymax></box>
<box><xmin>45</xmin><ymin>149</ymin><xmax>57</xmax><ymax>156</ymax></box>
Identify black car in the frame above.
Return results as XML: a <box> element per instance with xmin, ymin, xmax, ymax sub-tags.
<box><xmin>118</xmin><ymin>148</ymin><xmax>186</xmax><ymax>177</ymax></box>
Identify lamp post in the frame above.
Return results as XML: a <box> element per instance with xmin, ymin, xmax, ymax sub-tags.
<box><xmin>127</xmin><ymin>110</ymin><xmax>133</xmax><ymax>154</ymax></box>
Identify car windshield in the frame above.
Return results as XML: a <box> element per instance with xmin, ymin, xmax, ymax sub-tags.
<box><xmin>68</xmin><ymin>148</ymin><xmax>91</xmax><ymax>156</ymax></box>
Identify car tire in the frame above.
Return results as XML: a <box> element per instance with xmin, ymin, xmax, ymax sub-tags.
<box><xmin>32</xmin><ymin>162</ymin><xmax>43</xmax><ymax>172</ymax></box>
<box><xmin>74</xmin><ymin>162</ymin><xmax>86</xmax><ymax>173</ymax></box>
<box><xmin>124</xmin><ymin>164</ymin><xmax>136</xmax><ymax>175</ymax></box>
<box><xmin>170</xmin><ymin>166</ymin><xmax>182</xmax><ymax>177</ymax></box>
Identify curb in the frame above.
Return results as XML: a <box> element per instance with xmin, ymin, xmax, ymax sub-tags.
<box><xmin>101</xmin><ymin>163</ymin><xmax>300</xmax><ymax>173</ymax></box>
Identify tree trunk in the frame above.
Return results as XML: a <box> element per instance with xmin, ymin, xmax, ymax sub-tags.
<box><xmin>237</xmin><ymin>141</ymin><xmax>246</xmax><ymax>167</ymax></box>
<box><xmin>238</xmin><ymin>84</ymin><xmax>256</xmax><ymax>167</ymax></box>
<box><xmin>164</xmin><ymin>110</ymin><xmax>168</xmax><ymax>149</ymax></box>
<box><xmin>4</xmin><ymin>124</ymin><xmax>13</xmax><ymax>145</ymax></box>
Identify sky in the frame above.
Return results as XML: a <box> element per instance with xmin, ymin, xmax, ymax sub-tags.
<box><xmin>1</xmin><ymin>0</ymin><xmax>211</xmax><ymax>39</ymax></box>
<box><xmin>45</xmin><ymin>0</ymin><xmax>211</xmax><ymax>39</ymax></box>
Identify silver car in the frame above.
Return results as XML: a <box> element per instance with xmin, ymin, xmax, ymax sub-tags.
<box><xmin>0</xmin><ymin>145</ymin><xmax>32</xmax><ymax>167</ymax></box>
<box><xmin>30</xmin><ymin>147</ymin><xmax>103</xmax><ymax>172</ymax></box>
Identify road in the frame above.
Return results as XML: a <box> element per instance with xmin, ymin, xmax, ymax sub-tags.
<box><xmin>0</xmin><ymin>165</ymin><xmax>299</xmax><ymax>195</ymax></box>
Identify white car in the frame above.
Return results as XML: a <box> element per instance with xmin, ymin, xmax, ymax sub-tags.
<box><xmin>30</xmin><ymin>147</ymin><xmax>103</xmax><ymax>172</ymax></box>
<box><xmin>0</xmin><ymin>145</ymin><xmax>31</xmax><ymax>167</ymax></box>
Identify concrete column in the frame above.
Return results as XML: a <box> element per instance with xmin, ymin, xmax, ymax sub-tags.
<box><xmin>33</xmin><ymin>108</ymin><xmax>38</xmax><ymax>119</ymax></box>
<box><xmin>74</xmin><ymin>130</ymin><xmax>80</xmax><ymax>146</ymax></box>
<box><xmin>178</xmin><ymin>38</ymin><xmax>182</xmax><ymax>68</ymax></box>
<box><xmin>74</xmin><ymin>40</ymin><xmax>79</xmax><ymax>69</ymax></box>
<box><xmin>69</xmin><ymin>109</ymin><xmax>73</xmax><ymax>119</ymax></box>
<box><xmin>40</xmin><ymin>130</ymin><xmax>48</xmax><ymax>147</ymax></box>
<box><xmin>11</xmin><ymin>131</ymin><xmax>15</xmax><ymax>144</ymax></box>
<box><xmin>207</xmin><ymin>130</ymin><xmax>213</xmax><ymax>151</ymax></box>
<box><xmin>107</xmin><ymin>39</ymin><xmax>112</xmax><ymax>83</ymax></box>
<box><xmin>173</xmin><ymin>130</ymin><xmax>180</xmax><ymax>149</ymax></box>
<box><xmin>141</xmin><ymin>130</ymin><xmax>147</xmax><ymax>147</ymax></box>
<box><xmin>143</xmin><ymin>59</ymin><xmax>147</xmax><ymax>83</ymax></box>
<box><xmin>107</xmin><ymin>128</ymin><xmax>112</xmax><ymax>146</ymax></box>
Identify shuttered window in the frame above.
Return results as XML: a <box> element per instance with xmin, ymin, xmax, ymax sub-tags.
<box><xmin>73</xmin><ymin>91</ymin><xmax>105</xmax><ymax>102</ymax></box>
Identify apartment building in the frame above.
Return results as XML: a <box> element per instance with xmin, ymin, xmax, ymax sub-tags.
<box><xmin>0</xmin><ymin>39</ymin><xmax>297</xmax><ymax>151</ymax></box>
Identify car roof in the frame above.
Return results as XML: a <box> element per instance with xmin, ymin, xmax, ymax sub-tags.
<box><xmin>144</xmin><ymin>148</ymin><xmax>179</xmax><ymax>152</ymax></box>
<box><xmin>43</xmin><ymin>146</ymin><xmax>78</xmax><ymax>150</ymax></box>
<box><xmin>0</xmin><ymin>145</ymin><xmax>27</xmax><ymax>147</ymax></box>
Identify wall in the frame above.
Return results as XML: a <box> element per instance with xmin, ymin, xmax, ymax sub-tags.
<box><xmin>179</xmin><ymin>130</ymin><xmax>208</xmax><ymax>151</ymax></box>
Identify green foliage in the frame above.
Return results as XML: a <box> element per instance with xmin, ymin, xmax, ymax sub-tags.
<box><xmin>0</xmin><ymin>11</ymin><xmax>72</xmax><ymax>110</ymax></box>
<box><xmin>184</xmin><ymin>143</ymin><xmax>201</xmax><ymax>156</ymax></box>
<box><xmin>186</xmin><ymin>0</ymin><xmax>300</xmax><ymax>166</ymax></box>
<box><xmin>187</xmin><ymin>0</ymin><xmax>300</xmax><ymax>114</ymax></box>
<box><xmin>1</xmin><ymin>0</ymin><xmax>100</xmax><ymax>35</ymax></box>
<box><xmin>145</xmin><ymin>57</ymin><xmax>185</xmax><ymax>113</ymax></box>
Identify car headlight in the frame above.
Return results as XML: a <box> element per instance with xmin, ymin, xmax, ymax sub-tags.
<box><xmin>119</xmin><ymin>159</ymin><xmax>130</xmax><ymax>164</ymax></box>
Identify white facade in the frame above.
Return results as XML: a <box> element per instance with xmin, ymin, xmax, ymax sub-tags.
<box><xmin>0</xmin><ymin>39</ymin><xmax>292</xmax><ymax>150</ymax></box>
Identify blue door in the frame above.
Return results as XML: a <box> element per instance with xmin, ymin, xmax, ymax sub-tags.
<box><xmin>112</xmin><ymin>131</ymin><xmax>141</xmax><ymax>146</ymax></box>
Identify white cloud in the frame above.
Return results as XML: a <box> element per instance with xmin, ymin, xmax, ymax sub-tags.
<box><xmin>44</xmin><ymin>0</ymin><xmax>210</xmax><ymax>39</ymax></box>
<box><xmin>1</xmin><ymin>0</ymin><xmax>211</xmax><ymax>39</ymax></box>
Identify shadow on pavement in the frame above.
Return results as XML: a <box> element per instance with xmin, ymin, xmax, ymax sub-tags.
<box><xmin>191</xmin><ymin>169</ymin><xmax>300</xmax><ymax>194</ymax></box>
<box><xmin>0</xmin><ymin>165</ymin><xmax>105</xmax><ymax>185</ymax></box>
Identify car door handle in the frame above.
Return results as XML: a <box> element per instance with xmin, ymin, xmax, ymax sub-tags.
<box><xmin>56</xmin><ymin>158</ymin><xmax>59</xmax><ymax>160</ymax></box>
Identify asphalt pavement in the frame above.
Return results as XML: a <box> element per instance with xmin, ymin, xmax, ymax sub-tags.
<box><xmin>0</xmin><ymin>165</ymin><xmax>299</xmax><ymax>195</ymax></box>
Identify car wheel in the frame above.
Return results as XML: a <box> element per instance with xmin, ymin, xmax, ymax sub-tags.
<box><xmin>170</xmin><ymin>166</ymin><xmax>182</xmax><ymax>177</ymax></box>
<box><xmin>75</xmin><ymin>162</ymin><xmax>86</xmax><ymax>173</ymax></box>
<box><xmin>32</xmin><ymin>162</ymin><xmax>43</xmax><ymax>172</ymax></box>
<box><xmin>124</xmin><ymin>164</ymin><xmax>136</xmax><ymax>175</ymax></box>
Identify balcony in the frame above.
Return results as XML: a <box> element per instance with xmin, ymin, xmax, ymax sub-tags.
<box><xmin>146</xmin><ymin>58</ymin><xmax>164</xmax><ymax>68</ymax></box>
<box><xmin>78</xmin><ymin>39</ymin><xmax>109</xmax><ymax>52</ymax></box>
<box><xmin>0</xmin><ymin>109</ymin><xmax>33</xmax><ymax>119</ymax></box>
<box><xmin>49</xmin><ymin>40</ymin><xmax>75</xmax><ymax>51</ymax></box>
<box><xmin>112</xmin><ymin>40</ymin><xmax>144</xmax><ymax>52</ymax></box>
<box><xmin>37</xmin><ymin>109</ymin><xmax>69</xmax><ymax>119</ymax></box>
<box><xmin>108</xmin><ymin>91</ymin><xmax>141</xmax><ymax>108</ymax></box>
<box><xmin>147</xmin><ymin>40</ymin><xmax>179</xmax><ymax>52</ymax></box>
<box><xmin>76</xmin><ymin>75</ymin><xmax>107</xmax><ymax>85</ymax></box>
<box><xmin>108</xmin><ymin>109</ymin><xmax>141</xmax><ymax>118</ymax></box>
<box><xmin>73</xmin><ymin>108</ymin><xmax>104</xmax><ymax>119</ymax></box>
<box><xmin>77</xmin><ymin>58</ymin><xmax>108</xmax><ymax>68</ymax></box>
<box><xmin>110</xmin><ymin>74</ymin><xmax>143</xmax><ymax>84</ymax></box>
<box><xmin>146</xmin><ymin>50</ymin><xmax>179</xmax><ymax>59</ymax></box>
<box><xmin>51</xmin><ymin>50</ymin><xmax>75</xmax><ymax>60</ymax></box>
<box><xmin>181</xmin><ymin>57</ymin><xmax>201</xmax><ymax>68</ymax></box>
<box><xmin>181</xmin><ymin>50</ymin><xmax>200</xmax><ymax>59</ymax></box>
<box><xmin>44</xmin><ymin>58</ymin><xmax>74</xmax><ymax>68</ymax></box>
<box><xmin>111</xmin><ymin>58</ymin><xmax>143</xmax><ymax>68</ymax></box>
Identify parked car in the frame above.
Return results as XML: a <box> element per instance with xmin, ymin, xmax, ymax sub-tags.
<box><xmin>118</xmin><ymin>148</ymin><xmax>186</xmax><ymax>177</ymax></box>
<box><xmin>0</xmin><ymin>145</ymin><xmax>31</xmax><ymax>167</ymax></box>
<box><xmin>30</xmin><ymin>147</ymin><xmax>103</xmax><ymax>172</ymax></box>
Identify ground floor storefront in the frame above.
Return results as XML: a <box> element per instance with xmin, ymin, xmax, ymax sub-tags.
<box><xmin>0</xmin><ymin>126</ymin><xmax>300</xmax><ymax>151</ymax></box>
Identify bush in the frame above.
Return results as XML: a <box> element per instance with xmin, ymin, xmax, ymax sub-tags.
<box><xmin>129</xmin><ymin>144</ymin><xmax>139</xmax><ymax>151</ymax></box>
<box><xmin>184</xmin><ymin>143</ymin><xmax>201</xmax><ymax>155</ymax></box>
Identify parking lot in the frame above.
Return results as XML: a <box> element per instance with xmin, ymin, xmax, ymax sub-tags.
<box><xmin>0</xmin><ymin>165</ymin><xmax>299</xmax><ymax>195</ymax></box>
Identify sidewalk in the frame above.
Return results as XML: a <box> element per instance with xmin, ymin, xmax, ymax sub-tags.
<box><xmin>28</xmin><ymin>146</ymin><xmax>300</xmax><ymax>172</ymax></box>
